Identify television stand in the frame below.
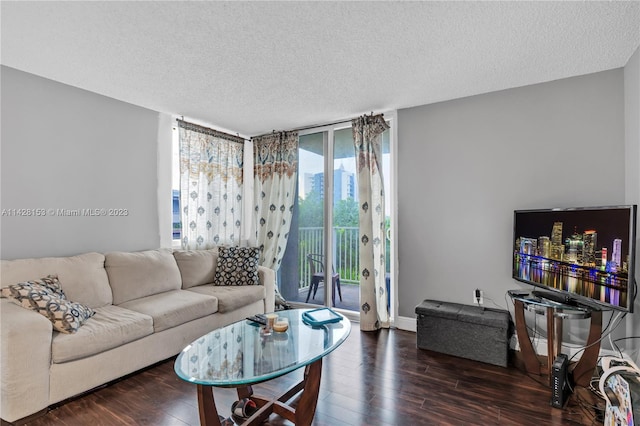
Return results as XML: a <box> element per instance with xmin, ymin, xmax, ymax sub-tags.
<box><xmin>508</xmin><ymin>290</ymin><xmax>602</xmax><ymax>389</ymax></box>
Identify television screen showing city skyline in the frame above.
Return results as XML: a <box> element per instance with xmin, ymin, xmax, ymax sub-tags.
<box><xmin>513</xmin><ymin>205</ymin><xmax>637</xmax><ymax>312</ymax></box>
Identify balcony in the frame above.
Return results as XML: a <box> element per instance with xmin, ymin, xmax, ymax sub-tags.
<box><xmin>281</xmin><ymin>226</ymin><xmax>390</xmax><ymax>312</ymax></box>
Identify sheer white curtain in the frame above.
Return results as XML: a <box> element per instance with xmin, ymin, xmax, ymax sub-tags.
<box><xmin>252</xmin><ymin>131</ymin><xmax>298</xmax><ymax>270</ymax></box>
<box><xmin>352</xmin><ymin>114</ymin><xmax>390</xmax><ymax>331</ymax></box>
<box><xmin>178</xmin><ymin>120</ymin><xmax>245</xmax><ymax>249</ymax></box>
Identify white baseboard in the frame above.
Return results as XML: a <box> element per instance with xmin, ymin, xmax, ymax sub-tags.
<box><xmin>394</xmin><ymin>315</ymin><xmax>416</xmax><ymax>332</ymax></box>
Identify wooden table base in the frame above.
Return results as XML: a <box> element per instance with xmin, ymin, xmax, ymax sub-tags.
<box><xmin>196</xmin><ymin>358</ymin><xmax>323</xmax><ymax>426</ymax></box>
<box><xmin>513</xmin><ymin>299</ymin><xmax>602</xmax><ymax>388</ymax></box>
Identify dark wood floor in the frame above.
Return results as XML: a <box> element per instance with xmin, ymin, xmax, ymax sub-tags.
<box><xmin>19</xmin><ymin>328</ymin><xmax>603</xmax><ymax>426</ymax></box>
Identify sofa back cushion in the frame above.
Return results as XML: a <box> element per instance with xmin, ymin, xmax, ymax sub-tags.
<box><xmin>173</xmin><ymin>249</ymin><xmax>219</xmax><ymax>289</ymax></box>
<box><xmin>0</xmin><ymin>252</ymin><xmax>112</xmax><ymax>308</ymax></box>
<box><xmin>106</xmin><ymin>249</ymin><xmax>182</xmax><ymax>305</ymax></box>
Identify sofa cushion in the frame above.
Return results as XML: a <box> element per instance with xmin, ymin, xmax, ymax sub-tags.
<box><xmin>173</xmin><ymin>249</ymin><xmax>219</xmax><ymax>289</ymax></box>
<box><xmin>106</xmin><ymin>249</ymin><xmax>182</xmax><ymax>305</ymax></box>
<box><xmin>2</xmin><ymin>278</ymin><xmax>95</xmax><ymax>334</ymax></box>
<box><xmin>118</xmin><ymin>290</ymin><xmax>218</xmax><ymax>332</ymax></box>
<box><xmin>213</xmin><ymin>246</ymin><xmax>260</xmax><ymax>286</ymax></box>
<box><xmin>187</xmin><ymin>284</ymin><xmax>265</xmax><ymax>313</ymax></box>
<box><xmin>0</xmin><ymin>252</ymin><xmax>112</xmax><ymax>308</ymax></box>
<box><xmin>52</xmin><ymin>305</ymin><xmax>153</xmax><ymax>363</ymax></box>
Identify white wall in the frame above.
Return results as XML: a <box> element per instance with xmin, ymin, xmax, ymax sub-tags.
<box><xmin>1</xmin><ymin>66</ymin><xmax>161</xmax><ymax>259</ymax></box>
<box><xmin>157</xmin><ymin>112</ymin><xmax>174</xmax><ymax>249</ymax></box>
<box><xmin>625</xmin><ymin>47</ymin><xmax>640</xmax><ymax>266</ymax></box>
<box><xmin>626</xmin><ymin>47</ymin><xmax>640</xmax><ymax>211</ymax></box>
<box><xmin>624</xmin><ymin>47</ymin><xmax>640</xmax><ymax>354</ymax></box>
<box><xmin>397</xmin><ymin>69</ymin><xmax>626</xmax><ymax>320</ymax></box>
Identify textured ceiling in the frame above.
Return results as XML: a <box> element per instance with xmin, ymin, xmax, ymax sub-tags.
<box><xmin>2</xmin><ymin>1</ymin><xmax>639</xmax><ymax>136</ymax></box>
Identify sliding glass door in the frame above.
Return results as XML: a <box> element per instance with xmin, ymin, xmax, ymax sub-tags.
<box><xmin>278</xmin><ymin>120</ymin><xmax>393</xmax><ymax>316</ymax></box>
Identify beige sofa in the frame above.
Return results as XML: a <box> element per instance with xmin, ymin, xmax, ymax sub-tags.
<box><xmin>0</xmin><ymin>248</ymin><xmax>275</xmax><ymax>424</ymax></box>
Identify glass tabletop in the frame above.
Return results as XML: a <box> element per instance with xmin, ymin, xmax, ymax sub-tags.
<box><xmin>508</xmin><ymin>290</ymin><xmax>592</xmax><ymax>319</ymax></box>
<box><xmin>174</xmin><ymin>309</ymin><xmax>351</xmax><ymax>387</ymax></box>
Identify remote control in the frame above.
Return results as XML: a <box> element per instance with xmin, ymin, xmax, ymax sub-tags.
<box><xmin>246</xmin><ymin>314</ymin><xmax>267</xmax><ymax>325</ymax></box>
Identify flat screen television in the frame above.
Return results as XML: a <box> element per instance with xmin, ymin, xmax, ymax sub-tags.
<box><xmin>513</xmin><ymin>205</ymin><xmax>637</xmax><ymax>312</ymax></box>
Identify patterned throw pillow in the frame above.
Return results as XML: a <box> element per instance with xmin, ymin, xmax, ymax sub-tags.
<box><xmin>1</xmin><ymin>276</ymin><xmax>95</xmax><ymax>333</ymax></box>
<box><xmin>0</xmin><ymin>275</ymin><xmax>66</xmax><ymax>300</ymax></box>
<box><xmin>41</xmin><ymin>296</ymin><xmax>95</xmax><ymax>334</ymax></box>
<box><xmin>213</xmin><ymin>246</ymin><xmax>260</xmax><ymax>286</ymax></box>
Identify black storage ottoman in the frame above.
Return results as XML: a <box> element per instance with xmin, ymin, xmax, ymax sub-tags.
<box><xmin>415</xmin><ymin>300</ymin><xmax>512</xmax><ymax>367</ymax></box>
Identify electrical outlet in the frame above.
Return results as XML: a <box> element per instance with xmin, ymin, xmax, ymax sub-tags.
<box><xmin>473</xmin><ymin>289</ymin><xmax>484</xmax><ymax>305</ymax></box>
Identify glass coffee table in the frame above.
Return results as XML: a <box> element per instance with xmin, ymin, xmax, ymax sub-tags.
<box><xmin>174</xmin><ymin>308</ymin><xmax>351</xmax><ymax>426</ymax></box>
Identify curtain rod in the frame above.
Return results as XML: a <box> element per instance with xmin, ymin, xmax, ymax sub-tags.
<box><xmin>176</xmin><ymin>118</ymin><xmax>250</xmax><ymax>142</ymax></box>
<box><xmin>251</xmin><ymin>112</ymin><xmax>384</xmax><ymax>140</ymax></box>
<box><xmin>177</xmin><ymin>112</ymin><xmax>385</xmax><ymax>142</ymax></box>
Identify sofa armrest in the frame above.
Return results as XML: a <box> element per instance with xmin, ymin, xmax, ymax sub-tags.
<box><xmin>1</xmin><ymin>299</ymin><xmax>53</xmax><ymax>423</ymax></box>
<box><xmin>258</xmin><ymin>266</ymin><xmax>276</xmax><ymax>313</ymax></box>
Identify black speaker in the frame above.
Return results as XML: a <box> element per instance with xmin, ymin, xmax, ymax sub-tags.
<box><xmin>551</xmin><ymin>353</ymin><xmax>570</xmax><ymax>408</ymax></box>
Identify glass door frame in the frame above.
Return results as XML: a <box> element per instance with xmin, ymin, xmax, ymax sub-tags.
<box><xmin>292</xmin><ymin>111</ymin><xmax>397</xmax><ymax>326</ymax></box>
<box><xmin>323</xmin><ymin>128</ymin><xmax>335</xmax><ymax>314</ymax></box>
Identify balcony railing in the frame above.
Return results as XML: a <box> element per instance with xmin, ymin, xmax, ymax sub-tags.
<box><xmin>285</xmin><ymin>226</ymin><xmax>390</xmax><ymax>311</ymax></box>
<box><xmin>298</xmin><ymin>226</ymin><xmax>360</xmax><ymax>289</ymax></box>
<box><xmin>298</xmin><ymin>227</ymin><xmax>360</xmax><ymax>289</ymax></box>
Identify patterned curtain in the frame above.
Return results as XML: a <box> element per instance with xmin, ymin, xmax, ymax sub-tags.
<box><xmin>178</xmin><ymin>120</ymin><xmax>244</xmax><ymax>249</ymax></box>
<box><xmin>352</xmin><ymin>114</ymin><xmax>390</xmax><ymax>331</ymax></box>
<box><xmin>253</xmin><ymin>131</ymin><xmax>298</xmax><ymax>270</ymax></box>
